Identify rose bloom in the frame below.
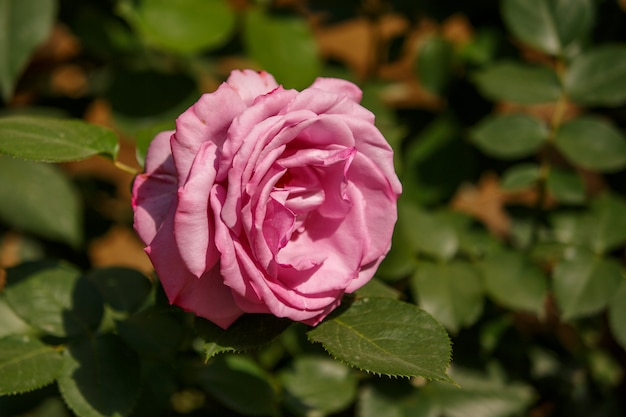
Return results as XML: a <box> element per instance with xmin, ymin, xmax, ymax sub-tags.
<box><xmin>132</xmin><ymin>70</ymin><xmax>401</xmax><ymax>329</ymax></box>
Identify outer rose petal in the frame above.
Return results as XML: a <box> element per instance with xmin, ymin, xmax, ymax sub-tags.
<box><xmin>347</xmin><ymin>153</ymin><xmax>399</xmax><ymax>262</ymax></box>
<box><xmin>147</xmin><ymin>208</ymin><xmax>244</xmax><ymax>329</ymax></box>
<box><xmin>132</xmin><ymin>130</ymin><xmax>177</xmax><ymax>246</ymax></box>
<box><xmin>144</xmin><ymin>130</ymin><xmax>175</xmax><ymax>173</ymax></box>
<box><xmin>226</xmin><ymin>70</ymin><xmax>279</xmax><ymax>106</ymax></box>
<box><xmin>337</xmin><ymin>117</ymin><xmax>402</xmax><ymax>198</ymax></box>
<box><xmin>174</xmin><ymin>264</ymin><xmax>245</xmax><ymax>329</ymax></box>
<box><xmin>172</xmin><ymin>83</ymin><xmax>247</xmax><ymax>183</ymax></box>
<box><xmin>309</xmin><ymin>77</ymin><xmax>363</xmax><ymax>103</ymax></box>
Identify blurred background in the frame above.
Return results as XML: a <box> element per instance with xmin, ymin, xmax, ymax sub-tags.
<box><xmin>2</xmin><ymin>0</ymin><xmax>626</xmax><ymax>416</ymax></box>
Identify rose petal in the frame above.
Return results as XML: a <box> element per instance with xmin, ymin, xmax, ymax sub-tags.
<box><xmin>174</xmin><ymin>141</ymin><xmax>220</xmax><ymax>277</ymax></box>
<box><xmin>212</xmin><ymin>185</ymin><xmax>261</xmax><ymax>300</ymax></box>
<box><xmin>299</xmin><ymin>298</ymin><xmax>342</xmax><ymax>326</ymax></box>
<box><xmin>146</xmin><ymin>206</ymin><xmax>243</xmax><ymax>329</ymax></box>
<box><xmin>172</xmin><ymin>83</ymin><xmax>247</xmax><ymax>183</ymax></box>
<box><xmin>287</xmin><ymin>116</ymin><xmax>357</xmax><ymax>149</ymax></box>
<box><xmin>226</xmin><ymin>69</ymin><xmax>280</xmax><ymax>106</ymax></box>
<box><xmin>345</xmin><ymin>257</ymin><xmax>384</xmax><ymax>293</ymax></box>
<box><xmin>133</xmin><ymin>173</ymin><xmax>177</xmax><ymax>246</ymax></box>
<box><xmin>275</xmin><ymin>208</ymin><xmax>365</xmax><ymax>294</ymax></box>
<box><xmin>221</xmin><ymin>110</ymin><xmax>309</xmax><ymax>229</ymax></box>
<box><xmin>309</xmin><ymin>77</ymin><xmax>363</xmax><ymax>103</ymax></box>
<box><xmin>339</xmin><ymin>117</ymin><xmax>402</xmax><ymax>198</ymax></box>
<box><xmin>144</xmin><ymin>130</ymin><xmax>175</xmax><ymax>173</ymax></box>
<box><xmin>132</xmin><ymin>131</ymin><xmax>177</xmax><ymax>246</ymax></box>
<box><xmin>231</xmin><ymin>241</ymin><xmax>342</xmax><ymax>321</ymax></box>
<box><xmin>217</xmin><ymin>87</ymin><xmax>298</xmax><ymax>182</ymax></box>
<box><xmin>346</xmin><ymin>153</ymin><xmax>399</xmax><ymax>263</ymax></box>
<box><xmin>278</xmin><ymin>147</ymin><xmax>355</xmax><ymax>219</ymax></box>
<box><xmin>214</xmin><ymin>184</ymin><xmax>340</xmax><ymax>321</ymax></box>
<box><xmin>144</xmin><ymin>208</ymin><xmax>188</xmax><ymax>304</ymax></box>
<box><xmin>285</xmin><ymin>87</ymin><xmax>373</xmax><ymax>123</ymax></box>
<box><xmin>241</xmin><ymin>164</ymin><xmax>287</xmax><ymax>271</ymax></box>
<box><xmin>262</xmin><ymin>195</ymin><xmax>296</xmax><ymax>254</ymax></box>
<box><xmin>174</xmin><ymin>263</ymin><xmax>244</xmax><ymax>329</ymax></box>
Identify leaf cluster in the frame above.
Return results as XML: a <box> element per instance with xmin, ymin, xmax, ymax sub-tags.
<box><xmin>1</xmin><ymin>0</ymin><xmax>626</xmax><ymax>416</ymax></box>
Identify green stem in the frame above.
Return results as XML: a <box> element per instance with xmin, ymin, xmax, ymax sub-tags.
<box><xmin>114</xmin><ymin>160</ymin><xmax>139</xmax><ymax>175</ymax></box>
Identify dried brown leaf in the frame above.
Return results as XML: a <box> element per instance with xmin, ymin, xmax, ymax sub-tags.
<box><xmin>50</xmin><ymin>64</ymin><xmax>87</xmax><ymax>97</ymax></box>
<box><xmin>450</xmin><ymin>173</ymin><xmax>510</xmax><ymax>237</ymax></box>
<box><xmin>88</xmin><ymin>225</ymin><xmax>152</xmax><ymax>274</ymax></box>
<box><xmin>441</xmin><ymin>14</ymin><xmax>473</xmax><ymax>45</ymax></box>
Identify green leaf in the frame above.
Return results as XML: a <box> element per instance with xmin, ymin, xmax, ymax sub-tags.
<box><xmin>58</xmin><ymin>334</ymin><xmax>141</xmax><ymax>417</ymax></box>
<box><xmin>480</xmin><ymin>251</ymin><xmax>548</xmax><ymax>314</ymax></box>
<box><xmin>529</xmin><ymin>241</ymin><xmax>569</xmax><ymax>265</ymax></box>
<box><xmin>199</xmin><ymin>355</ymin><xmax>278</xmax><ymax>417</ymax></box>
<box><xmin>402</xmin><ymin>116</ymin><xmax>475</xmax><ymax>206</ymax></box>
<box><xmin>128</xmin><ymin>0</ymin><xmax>235</xmax><ymax>54</ymax></box>
<box><xmin>501</xmin><ymin>163</ymin><xmax>541</xmax><ymax>190</ymax></box>
<box><xmin>376</xmin><ymin>225</ymin><xmax>416</xmax><ymax>281</ymax></box>
<box><xmin>423</xmin><ymin>367</ymin><xmax>535</xmax><ymax>417</ymax></box>
<box><xmin>86</xmin><ymin>267</ymin><xmax>152</xmax><ymax>314</ymax></box>
<box><xmin>584</xmin><ymin>194</ymin><xmax>626</xmax><ymax>253</ymax></box>
<box><xmin>565</xmin><ymin>45</ymin><xmax>626</xmax><ymax>106</ymax></box>
<box><xmin>554</xmin><ymin>116</ymin><xmax>626</xmax><ymax>172</ymax></box>
<box><xmin>29</xmin><ymin>397</ymin><xmax>71</xmax><ymax>417</ymax></box>
<box><xmin>608</xmin><ymin>281</ymin><xmax>626</xmax><ymax>350</ymax></box>
<box><xmin>547</xmin><ymin>167</ymin><xmax>585</xmax><ymax>204</ymax></box>
<box><xmin>587</xmin><ymin>349</ymin><xmax>623</xmax><ymax>387</ymax></box>
<box><xmin>471</xmin><ymin>114</ymin><xmax>548</xmax><ymax>159</ymax></box>
<box><xmin>355</xmin><ymin>278</ymin><xmax>402</xmax><ymax>300</ymax></box>
<box><xmin>195</xmin><ymin>314</ymin><xmax>292</xmax><ymax>359</ymax></box>
<box><xmin>131</xmin><ymin>363</ymin><xmax>177</xmax><ymax>417</ymax></box>
<box><xmin>0</xmin><ymin>157</ymin><xmax>82</xmax><ymax>247</ymax></box>
<box><xmin>548</xmin><ymin>197</ymin><xmax>626</xmax><ymax>254</ymax></box>
<box><xmin>452</xmin><ymin>217</ymin><xmax>502</xmax><ymax>260</ymax></box>
<box><xmin>459</xmin><ymin>28</ymin><xmax>501</xmax><ymax>66</ymax></box>
<box><xmin>359</xmin><ymin>366</ymin><xmax>534</xmax><ymax>417</ymax></box>
<box><xmin>411</xmin><ymin>261</ymin><xmax>484</xmax><ymax>333</ymax></box>
<box><xmin>417</xmin><ymin>36</ymin><xmax>454</xmax><ymax>95</ymax></box>
<box><xmin>0</xmin><ymin>297</ymin><xmax>31</xmax><ymax>338</ymax></box>
<box><xmin>548</xmin><ymin>210</ymin><xmax>592</xmax><ymax>247</ymax></box>
<box><xmin>307</xmin><ymin>298</ymin><xmax>452</xmax><ymax>380</ymax></box>
<box><xmin>281</xmin><ymin>356</ymin><xmax>358</xmax><ymax>416</ymax></box>
<box><xmin>501</xmin><ymin>0</ymin><xmax>593</xmax><ymax>55</ymax></box>
<box><xmin>116</xmin><ymin>310</ymin><xmax>185</xmax><ymax>359</ymax></box>
<box><xmin>553</xmin><ymin>250</ymin><xmax>623</xmax><ymax>320</ymax></box>
<box><xmin>399</xmin><ymin>202</ymin><xmax>458</xmax><ymax>261</ymax></box>
<box><xmin>472</xmin><ymin>62</ymin><xmax>562</xmax><ymax>104</ymax></box>
<box><xmin>243</xmin><ymin>9</ymin><xmax>321</xmax><ymax>90</ymax></box>
<box><xmin>0</xmin><ymin>334</ymin><xmax>64</xmax><ymax>395</ymax></box>
<box><xmin>0</xmin><ymin>116</ymin><xmax>119</xmax><ymax>162</ymax></box>
<box><xmin>4</xmin><ymin>261</ymin><xmax>103</xmax><ymax>338</ymax></box>
<box><xmin>359</xmin><ymin>379</ymin><xmax>436</xmax><ymax>417</ymax></box>
<box><xmin>0</xmin><ymin>0</ymin><xmax>56</xmax><ymax>101</ymax></box>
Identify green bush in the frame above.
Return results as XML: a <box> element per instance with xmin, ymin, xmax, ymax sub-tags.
<box><xmin>1</xmin><ymin>0</ymin><xmax>626</xmax><ymax>416</ymax></box>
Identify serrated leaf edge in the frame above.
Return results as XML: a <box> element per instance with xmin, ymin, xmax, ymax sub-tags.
<box><xmin>0</xmin><ymin>345</ymin><xmax>64</xmax><ymax>396</ymax></box>
<box><xmin>306</xmin><ymin>300</ymin><xmax>454</xmax><ymax>382</ymax></box>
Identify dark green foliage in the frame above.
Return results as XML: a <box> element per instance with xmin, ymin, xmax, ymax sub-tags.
<box><xmin>1</xmin><ymin>0</ymin><xmax>626</xmax><ymax>416</ymax></box>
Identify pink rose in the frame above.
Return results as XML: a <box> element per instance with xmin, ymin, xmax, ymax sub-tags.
<box><xmin>132</xmin><ymin>70</ymin><xmax>401</xmax><ymax>329</ymax></box>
